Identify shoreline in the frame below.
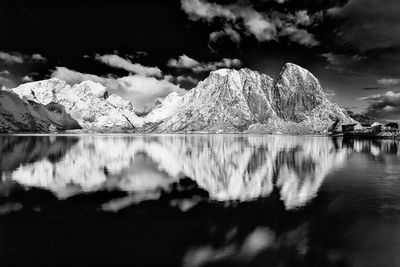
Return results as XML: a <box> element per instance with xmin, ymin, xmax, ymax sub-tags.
<box><xmin>331</xmin><ymin>132</ymin><xmax>400</xmax><ymax>140</ymax></box>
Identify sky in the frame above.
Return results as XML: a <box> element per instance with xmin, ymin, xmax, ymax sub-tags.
<box><xmin>0</xmin><ymin>0</ymin><xmax>400</xmax><ymax>120</ymax></box>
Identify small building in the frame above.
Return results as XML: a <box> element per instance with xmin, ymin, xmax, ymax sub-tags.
<box><xmin>361</xmin><ymin>123</ymin><xmax>372</xmax><ymax>128</ymax></box>
<box><xmin>384</xmin><ymin>122</ymin><xmax>400</xmax><ymax>131</ymax></box>
<box><xmin>371</xmin><ymin>122</ymin><xmax>383</xmax><ymax>132</ymax></box>
<box><xmin>361</xmin><ymin>123</ymin><xmax>372</xmax><ymax>131</ymax></box>
<box><xmin>354</xmin><ymin>123</ymin><xmax>364</xmax><ymax>131</ymax></box>
<box><xmin>342</xmin><ymin>123</ymin><xmax>357</xmax><ymax>132</ymax></box>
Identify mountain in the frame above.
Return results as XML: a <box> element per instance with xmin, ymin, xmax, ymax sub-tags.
<box><xmin>143</xmin><ymin>69</ymin><xmax>260</xmax><ymax>132</ymax></box>
<box><xmin>12</xmin><ymin>78</ymin><xmax>144</xmax><ymax>131</ymax></box>
<box><xmin>0</xmin><ymin>89</ymin><xmax>80</xmax><ymax>133</ymax></box>
<box><xmin>143</xmin><ymin>63</ymin><xmax>353</xmax><ymax>133</ymax></box>
<box><xmin>4</xmin><ymin>63</ymin><xmax>352</xmax><ymax>134</ymax></box>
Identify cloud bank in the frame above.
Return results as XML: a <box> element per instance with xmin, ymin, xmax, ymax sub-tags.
<box><xmin>95</xmin><ymin>54</ymin><xmax>162</xmax><ymax>77</ymax></box>
<box><xmin>324</xmin><ymin>0</ymin><xmax>400</xmax><ymax>77</ymax></box>
<box><xmin>51</xmin><ymin>67</ymin><xmax>185</xmax><ymax>113</ymax></box>
<box><xmin>0</xmin><ymin>51</ymin><xmax>46</xmax><ymax>64</ymax></box>
<box><xmin>359</xmin><ymin>91</ymin><xmax>400</xmax><ymax>120</ymax></box>
<box><xmin>180</xmin><ymin>0</ymin><xmax>319</xmax><ymax>47</ymax></box>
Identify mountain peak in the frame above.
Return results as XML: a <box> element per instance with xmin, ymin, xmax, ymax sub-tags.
<box><xmin>144</xmin><ymin>63</ymin><xmax>351</xmax><ymax>133</ymax></box>
<box><xmin>12</xmin><ymin>78</ymin><xmax>143</xmax><ymax>130</ymax></box>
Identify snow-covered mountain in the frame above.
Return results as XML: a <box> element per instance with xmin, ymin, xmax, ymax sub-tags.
<box><xmin>143</xmin><ymin>63</ymin><xmax>353</xmax><ymax>133</ymax></box>
<box><xmin>3</xmin><ymin>63</ymin><xmax>352</xmax><ymax>133</ymax></box>
<box><xmin>11</xmin><ymin>78</ymin><xmax>144</xmax><ymax>130</ymax></box>
<box><xmin>0</xmin><ymin>89</ymin><xmax>80</xmax><ymax>133</ymax></box>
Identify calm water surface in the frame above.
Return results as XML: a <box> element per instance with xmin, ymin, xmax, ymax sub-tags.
<box><xmin>0</xmin><ymin>134</ymin><xmax>400</xmax><ymax>266</ymax></box>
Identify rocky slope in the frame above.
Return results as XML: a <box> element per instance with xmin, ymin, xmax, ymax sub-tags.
<box><xmin>11</xmin><ymin>78</ymin><xmax>143</xmax><ymax>130</ymax></box>
<box><xmin>143</xmin><ymin>63</ymin><xmax>353</xmax><ymax>133</ymax></box>
<box><xmin>0</xmin><ymin>89</ymin><xmax>80</xmax><ymax>133</ymax></box>
<box><xmin>3</xmin><ymin>63</ymin><xmax>352</xmax><ymax>133</ymax></box>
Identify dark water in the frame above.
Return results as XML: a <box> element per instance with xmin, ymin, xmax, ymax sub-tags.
<box><xmin>1</xmin><ymin>134</ymin><xmax>400</xmax><ymax>267</ymax></box>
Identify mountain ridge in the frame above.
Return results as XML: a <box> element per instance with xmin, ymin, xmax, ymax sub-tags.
<box><xmin>3</xmin><ymin>62</ymin><xmax>354</xmax><ymax>133</ymax></box>
<box><xmin>142</xmin><ymin>63</ymin><xmax>353</xmax><ymax>133</ymax></box>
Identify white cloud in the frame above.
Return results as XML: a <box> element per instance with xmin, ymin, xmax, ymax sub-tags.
<box><xmin>117</xmin><ymin>75</ymin><xmax>186</xmax><ymax>112</ymax></box>
<box><xmin>51</xmin><ymin>67</ymin><xmax>185</xmax><ymax>112</ymax></box>
<box><xmin>0</xmin><ymin>51</ymin><xmax>46</xmax><ymax>64</ymax></box>
<box><xmin>0</xmin><ymin>51</ymin><xmax>24</xmax><ymax>64</ymax></box>
<box><xmin>383</xmin><ymin>105</ymin><xmax>396</xmax><ymax>112</ymax></box>
<box><xmin>180</xmin><ymin>0</ymin><xmax>319</xmax><ymax>47</ymax></box>
<box><xmin>0</xmin><ymin>76</ymin><xmax>17</xmax><ymax>88</ymax></box>
<box><xmin>31</xmin><ymin>54</ymin><xmax>46</xmax><ymax>61</ymax></box>
<box><xmin>181</xmin><ymin>0</ymin><xmax>236</xmax><ymax>22</ymax></box>
<box><xmin>168</xmin><ymin>54</ymin><xmax>242</xmax><ymax>73</ymax></box>
<box><xmin>95</xmin><ymin>54</ymin><xmax>162</xmax><ymax>77</ymax></box>
<box><xmin>0</xmin><ymin>70</ymin><xmax>10</xmax><ymax>75</ymax></box>
<box><xmin>324</xmin><ymin>89</ymin><xmax>336</xmax><ymax>97</ymax></box>
<box><xmin>294</xmin><ymin>10</ymin><xmax>312</xmax><ymax>26</ymax></box>
<box><xmin>359</xmin><ymin>90</ymin><xmax>400</xmax><ymax>101</ymax></box>
<box><xmin>176</xmin><ymin>75</ymin><xmax>199</xmax><ymax>84</ymax></box>
<box><xmin>240</xmin><ymin>8</ymin><xmax>277</xmax><ymax>42</ymax></box>
<box><xmin>280</xmin><ymin>26</ymin><xmax>319</xmax><ymax>47</ymax></box>
<box><xmin>358</xmin><ymin>90</ymin><xmax>400</xmax><ymax>120</ymax></box>
<box><xmin>377</xmin><ymin>78</ymin><xmax>400</xmax><ymax>86</ymax></box>
<box><xmin>22</xmin><ymin>75</ymin><xmax>34</xmax><ymax>82</ymax></box>
<box><xmin>209</xmin><ymin>26</ymin><xmax>241</xmax><ymax>44</ymax></box>
<box><xmin>167</xmin><ymin>54</ymin><xmax>200</xmax><ymax>69</ymax></box>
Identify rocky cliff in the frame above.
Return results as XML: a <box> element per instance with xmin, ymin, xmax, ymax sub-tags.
<box><xmin>3</xmin><ymin>63</ymin><xmax>352</xmax><ymax>133</ymax></box>
<box><xmin>143</xmin><ymin>63</ymin><xmax>353</xmax><ymax>133</ymax></box>
<box><xmin>12</xmin><ymin>78</ymin><xmax>144</xmax><ymax>131</ymax></box>
<box><xmin>0</xmin><ymin>89</ymin><xmax>80</xmax><ymax>133</ymax></box>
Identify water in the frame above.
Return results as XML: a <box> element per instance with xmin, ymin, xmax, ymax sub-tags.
<box><xmin>0</xmin><ymin>134</ymin><xmax>400</xmax><ymax>267</ymax></box>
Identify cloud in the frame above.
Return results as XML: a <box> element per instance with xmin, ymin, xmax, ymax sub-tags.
<box><xmin>163</xmin><ymin>74</ymin><xmax>199</xmax><ymax>88</ymax></box>
<box><xmin>31</xmin><ymin>54</ymin><xmax>47</xmax><ymax>61</ymax></box>
<box><xmin>358</xmin><ymin>90</ymin><xmax>400</xmax><ymax>120</ymax></box>
<box><xmin>125</xmin><ymin>51</ymin><xmax>148</xmax><ymax>60</ymax></box>
<box><xmin>377</xmin><ymin>78</ymin><xmax>400</xmax><ymax>86</ymax></box>
<box><xmin>180</xmin><ymin>0</ymin><xmax>319</xmax><ymax>47</ymax></box>
<box><xmin>117</xmin><ymin>75</ymin><xmax>186</xmax><ymax>112</ymax></box>
<box><xmin>324</xmin><ymin>89</ymin><xmax>336</xmax><ymax>97</ymax></box>
<box><xmin>322</xmin><ymin>49</ymin><xmax>400</xmax><ymax>77</ymax></box>
<box><xmin>0</xmin><ymin>51</ymin><xmax>47</xmax><ymax>64</ymax></box>
<box><xmin>51</xmin><ymin>67</ymin><xmax>185</xmax><ymax>112</ymax></box>
<box><xmin>280</xmin><ymin>26</ymin><xmax>319</xmax><ymax>47</ymax></box>
<box><xmin>209</xmin><ymin>26</ymin><xmax>241</xmax><ymax>44</ymax></box>
<box><xmin>0</xmin><ymin>70</ymin><xmax>10</xmax><ymax>75</ymax></box>
<box><xmin>168</xmin><ymin>54</ymin><xmax>242</xmax><ymax>73</ymax></box>
<box><xmin>22</xmin><ymin>75</ymin><xmax>34</xmax><ymax>82</ymax></box>
<box><xmin>0</xmin><ymin>51</ymin><xmax>24</xmax><ymax>64</ymax></box>
<box><xmin>328</xmin><ymin>0</ymin><xmax>400</xmax><ymax>52</ymax></box>
<box><xmin>167</xmin><ymin>54</ymin><xmax>200</xmax><ymax>69</ymax></box>
<box><xmin>0</xmin><ymin>76</ymin><xmax>17</xmax><ymax>89</ymax></box>
<box><xmin>95</xmin><ymin>54</ymin><xmax>162</xmax><ymax>77</ymax></box>
<box><xmin>181</xmin><ymin>0</ymin><xmax>236</xmax><ymax>22</ymax></box>
<box><xmin>294</xmin><ymin>10</ymin><xmax>312</xmax><ymax>26</ymax></box>
<box><xmin>176</xmin><ymin>75</ymin><xmax>199</xmax><ymax>84</ymax></box>
<box><xmin>322</xmin><ymin>0</ymin><xmax>400</xmax><ymax>77</ymax></box>
<box><xmin>361</xmin><ymin>87</ymin><xmax>385</xmax><ymax>91</ymax></box>
<box><xmin>240</xmin><ymin>8</ymin><xmax>277</xmax><ymax>42</ymax></box>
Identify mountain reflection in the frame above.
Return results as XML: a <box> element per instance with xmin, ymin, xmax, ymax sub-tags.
<box><xmin>0</xmin><ymin>135</ymin><xmax>347</xmax><ymax>210</ymax></box>
<box><xmin>1</xmin><ymin>135</ymin><xmax>398</xmax><ymax>210</ymax></box>
<box><xmin>1</xmin><ymin>135</ymin><xmax>400</xmax><ymax>267</ymax></box>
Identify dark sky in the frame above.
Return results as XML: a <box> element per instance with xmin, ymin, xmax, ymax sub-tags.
<box><xmin>1</xmin><ymin>0</ymin><xmax>400</xmax><ymax>120</ymax></box>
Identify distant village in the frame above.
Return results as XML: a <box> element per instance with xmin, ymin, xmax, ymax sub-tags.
<box><xmin>330</xmin><ymin>121</ymin><xmax>400</xmax><ymax>139</ymax></box>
